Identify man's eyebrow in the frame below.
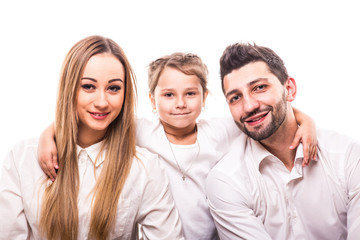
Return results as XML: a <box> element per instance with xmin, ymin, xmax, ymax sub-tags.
<box><xmin>225</xmin><ymin>89</ymin><xmax>239</xmax><ymax>98</ymax></box>
<box><xmin>225</xmin><ymin>78</ymin><xmax>269</xmax><ymax>98</ymax></box>
<box><xmin>81</xmin><ymin>77</ymin><xmax>123</xmax><ymax>83</ymax></box>
<box><xmin>248</xmin><ymin>78</ymin><xmax>269</xmax><ymax>86</ymax></box>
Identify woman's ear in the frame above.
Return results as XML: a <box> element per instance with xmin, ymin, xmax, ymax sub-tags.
<box><xmin>285</xmin><ymin>77</ymin><xmax>297</xmax><ymax>102</ymax></box>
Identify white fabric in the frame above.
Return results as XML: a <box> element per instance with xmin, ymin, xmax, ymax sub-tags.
<box><xmin>206</xmin><ymin>129</ymin><xmax>360</xmax><ymax>240</ymax></box>
<box><xmin>0</xmin><ymin>138</ymin><xmax>183</xmax><ymax>240</ymax></box>
<box><xmin>136</xmin><ymin>117</ymin><xmax>241</xmax><ymax>240</ymax></box>
<box><xmin>168</xmin><ymin>142</ymin><xmax>200</xmax><ymax>180</ymax></box>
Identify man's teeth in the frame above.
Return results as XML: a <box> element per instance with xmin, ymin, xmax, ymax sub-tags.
<box><xmin>249</xmin><ymin>116</ymin><xmax>263</xmax><ymax>122</ymax></box>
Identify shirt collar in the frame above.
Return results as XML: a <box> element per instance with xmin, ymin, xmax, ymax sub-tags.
<box><xmin>76</xmin><ymin>141</ymin><xmax>105</xmax><ymax>167</ymax></box>
<box><xmin>249</xmin><ymin>138</ymin><xmax>306</xmax><ymax>170</ymax></box>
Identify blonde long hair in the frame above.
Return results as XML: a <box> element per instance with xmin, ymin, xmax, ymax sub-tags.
<box><xmin>39</xmin><ymin>35</ymin><xmax>137</xmax><ymax>240</ymax></box>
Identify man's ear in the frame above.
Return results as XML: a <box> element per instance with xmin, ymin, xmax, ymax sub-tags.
<box><xmin>285</xmin><ymin>77</ymin><xmax>297</xmax><ymax>102</ymax></box>
<box><xmin>149</xmin><ymin>93</ymin><xmax>156</xmax><ymax>110</ymax></box>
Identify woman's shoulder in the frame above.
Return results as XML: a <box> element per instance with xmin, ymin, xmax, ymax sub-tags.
<box><xmin>1</xmin><ymin>138</ymin><xmax>44</xmax><ymax>183</ymax></box>
<box><xmin>5</xmin><ymin>138</ymin><xmax>39</xmax><ymax>163</ymax></box>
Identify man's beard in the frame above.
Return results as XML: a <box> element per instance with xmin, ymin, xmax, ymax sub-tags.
<box><xmin>235</xmin><ymin>92</ymin><xmax>287</xmax><ymax>141</ymax></box>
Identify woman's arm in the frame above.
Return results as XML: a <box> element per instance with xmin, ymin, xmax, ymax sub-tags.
<box><xmin>38</xmin><ymin>122</ymin><xmax>58</xmax><ymax>181</ymax></box>
<box><xmin>292</xmin><ymin>107</ymin><xmax>317</xmax><ymax>166</ymax></box>
<box><xmin>0</xmin><ymin>147</ymin><xmax>30</xmax><ymax>238</ymax></box>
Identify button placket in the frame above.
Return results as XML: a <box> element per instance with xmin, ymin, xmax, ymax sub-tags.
<box><xmin>78</xmin><ymin>150</ymin><xmax>88</xmax><ymax>187</ymax></box>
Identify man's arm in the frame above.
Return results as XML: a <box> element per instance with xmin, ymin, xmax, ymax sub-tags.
<box><xmin>345</xmin><ymin>141</ymin><xmax>360</xmax><ymax>240</ymax></box>
<box><xmin>206</xmin><ymin>169</ymin><xmax>272</xmax><ymax>240</ymax></box>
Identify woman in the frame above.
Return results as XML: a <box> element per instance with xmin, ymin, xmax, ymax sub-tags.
<box><xmin>0</xmin><ymin>35</ymin><xmax>183</xmax><ymax>239</ymax></box>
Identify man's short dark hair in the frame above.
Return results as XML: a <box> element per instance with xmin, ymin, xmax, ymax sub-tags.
<box><xmin>220</xmin><ymin>43</ymin><xmax>289</xmax><ymax>93</ymax></box>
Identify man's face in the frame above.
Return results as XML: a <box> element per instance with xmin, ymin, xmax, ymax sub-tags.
<box><xmin>223</xmin><ymin>61</ymin><xmax>288</xmax><ymax>141</ymax></box>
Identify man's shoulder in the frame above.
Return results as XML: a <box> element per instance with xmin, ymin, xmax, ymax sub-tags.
<box><xmin>317</xmin><ymin>128</ymin><xmax>360</xmax><ymax>154</ymax></box>
<box><xmin>208</xmin><ymin>134</ymin><xmax>249</xmax><ymax>179</ymax></box>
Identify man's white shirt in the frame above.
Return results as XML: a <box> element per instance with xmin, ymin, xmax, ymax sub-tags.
<box><xmin>206</xmin><ymin>128</ymin><xmax>360</xmax><ymax>240</ymax></box>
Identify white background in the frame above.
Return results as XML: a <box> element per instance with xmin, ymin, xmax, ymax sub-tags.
<box><xmin>1</xmin><ymin>0</ymin><xmax>359</xmax><ymax>163</ymax></box>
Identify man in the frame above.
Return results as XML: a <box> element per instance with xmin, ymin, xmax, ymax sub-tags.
<box><xmin>206</xmin><ymin>43</ymin><xmax>360</xmax><ymax>239</ymax></box>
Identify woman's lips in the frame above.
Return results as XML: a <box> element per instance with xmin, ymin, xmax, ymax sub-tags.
<box><xmin>90</xmin><ymin>112</ymin><xmax>109</xmax><ymax>120</ymax></box>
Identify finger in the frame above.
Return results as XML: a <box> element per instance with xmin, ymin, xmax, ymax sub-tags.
<box><xmin>289</xmin><ymin>133</ymin><xmax>301</xmax><ymax>150</ymax></box>
<box><xmin>46</xmin><ymin>158</ymin><xmax>56</xmax><ymax>181</ymax></box>
<box><xmin>312</xmin><ymin>145</ymin><xmax>317</xmax><ymax>161</ymax></box>
<box><xmin>44</xmin><ymin>160</ymin><xmax>55</xmax><ymax>181</ymax></box>
<box><xmin>303</xmin><ymin>141</ymin><xmax>310</xmax><ymax>166</ymax></box>
<box><xmin>39</xmin><ymin>161</ymin><xmax>50</xmax><ymax>179</ymax></box>
<box><xmin>52</xmin><ymin>153</ymin><xmax>59</xmax><ymax>170</ymax></box>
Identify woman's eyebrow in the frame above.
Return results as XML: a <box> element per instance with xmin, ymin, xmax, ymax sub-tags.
<box><xmin>81</xmin><ymin>77</ymin><xmax>123</xmax><ymax>83</ymax></box>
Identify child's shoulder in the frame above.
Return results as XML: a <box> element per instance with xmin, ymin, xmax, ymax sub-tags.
<box><xmin>197</xmin><ymin>117</ymin><xmax>240</xmax><ymax>137</ymax></box>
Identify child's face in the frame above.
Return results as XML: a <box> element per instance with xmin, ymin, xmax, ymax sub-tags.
<box><xmin>150</xmin><ymin>67</ymin><xmax>207</xmax><ymax>130</ymax></box>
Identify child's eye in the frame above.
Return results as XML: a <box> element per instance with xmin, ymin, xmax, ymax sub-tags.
<box><xmin>81</xmin><ymin>84</ymin><xmax>95</xmax><ymax>90</ymax></box>
<box><xmin>186</xmin><ymin>91</ymin><xmax>196</xmax><ymax>96</ymax></box>
<box><xmin>108</xmin><ymin>85</ymin><xmax>121</xmax><ymax>92</ymax></box>
<box><xmin>164</xmin><ymin>93</ymin><xmax>174</xmax><ymax>97</ymax></box>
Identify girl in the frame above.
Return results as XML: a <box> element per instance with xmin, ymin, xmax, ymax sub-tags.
<box><xmin>38</xmin><ymin>52</ymin><xmax>317</xmax><ymax>239</ymax></box>
<box><xmin>0</xmin><ymin>36</ymin><xmax>183</xmax><ymax>239</ymax></box>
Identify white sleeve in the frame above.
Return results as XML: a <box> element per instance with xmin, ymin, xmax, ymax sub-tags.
<box><xmin>137</xmin><ymin>155</ymin><xmax>184</xmax><ymax>240</ymax></box>
<box><xmin>206</xmin><ymin>170</ymin><xmax>272</xmax><ymax>240</ymax></box>
<box><xmin>0</xmin><ymin>148</ymin><xmax>30</xmax><ymax>239</ymax></box>
<box><xmin>345</xmin><ymin>142</ymin><xmax>360</xmax><ymax>240</ymax></box>
<box><xmin>203</xmin><ymin>117</ymin><xmax>242</xmax><ymax>157</ymax></box>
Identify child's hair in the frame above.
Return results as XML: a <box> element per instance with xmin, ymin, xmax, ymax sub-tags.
<box><xmin>39</xmin><ymin>35</ymin><xmax>137</xmax><ymax>240</ymax></box>
<box><xmin>148</xmin><ymin>52</ymin><xmax>208</xmax><ymax>97</ymax></box>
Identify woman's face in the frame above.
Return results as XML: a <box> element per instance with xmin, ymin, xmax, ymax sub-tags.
<box><xmin>76</xmin><ymin>53</ymin><xmax>125</xmax><ymax>145</ymax></box>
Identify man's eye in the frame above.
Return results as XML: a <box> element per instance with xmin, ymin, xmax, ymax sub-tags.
<box><xmin>108</xmin><ymin>85</ymin><xmax>121</xmax><ymax>92</ymax></box>
<box><xmin>229</xmin><ymin>95</ymin><xmax>240</xmax><ymax>103</ymax></box>
<box><xmin>81</xmin><ymin>84</ymin><xmax>95</xmax><ymax>90</ymax></box>
<box><xmin>255</xmin><ymin>85</ymin><xmax>266</xmax><ymax>91</ymax></box>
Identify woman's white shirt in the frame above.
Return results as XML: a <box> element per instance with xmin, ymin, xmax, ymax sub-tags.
<box><xmin>135</xmin><ymin>117</ymin><xmax>240</xmax><ymax>240</ymax></box>
<box><xmin>0</xmin><ymin>138</ymin><xmax>183</xmax><ymax>240</ymax></box>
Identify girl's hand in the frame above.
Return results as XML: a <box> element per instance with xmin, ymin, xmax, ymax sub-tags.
<box><xmin>37</xmin><ymin>123</ymin><xmax>58</xmax><ymax>181</ymax></box>
<box><xmin>291</xmin><ymin>108</ymin><xmax>318</xmax><ymax>166</ymax></box>
<box><xmin>290</xmin><ymin>126</ymin><xmax>317</xmax><ymax>166</ymax></box>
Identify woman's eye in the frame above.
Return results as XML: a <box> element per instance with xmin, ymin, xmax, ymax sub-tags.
<box><xmin>81</xmin><ymin>84</ymin><xmax>95</xmax><ymax>90</ymax></box>
<box><xmin>108</xmin><ymin>85</ymin><xmax>121</xmax><ymax>92</ymax></box>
